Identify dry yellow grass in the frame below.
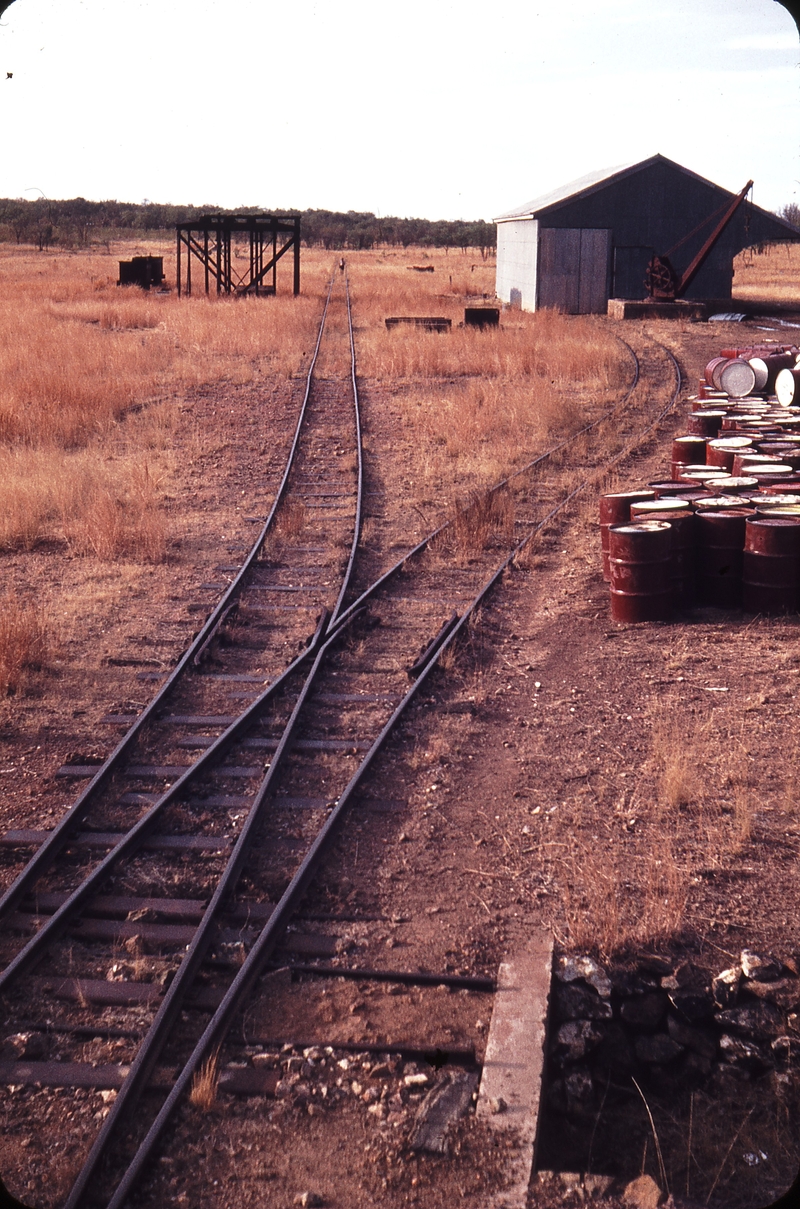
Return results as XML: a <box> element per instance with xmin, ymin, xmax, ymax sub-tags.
<box><xmin>0</xmin><ymin>595</ymin><xmax>48</xmax><ymax>698</ymax></box>
<box><xmin>0</xmin><ymin>447</ymin><xmax>168</xmax><ymax>560</ymax></box>
<box><xmin>733</xmin><ymin>240</ymin><xmax>800</xmax><ymax>303</ymax></box>
<box><xmin>563</xmin><ymin>700</ymin><xmax>760</xmax><ymax>955</ymax></box>
<box><xmin>341</xmin><ymin>247</ymin><xmax>629</xmax><ymax>502</ymax></box>
<box><xmin>189</xmin><ymin>1051</ymin><xmax>220</xmax><ymax>1112</ymax></box>
<box><xmin>0</xmin><ymin>242</ymin><xmax>330</xmax><ymax>563</ymax></box>
<box><xmin>449</xmin><ymin>487</ymin><xmax>516</xmax><ymax>557</ymax></box>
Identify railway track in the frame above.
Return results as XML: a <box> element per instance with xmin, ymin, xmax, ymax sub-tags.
<box><xmin>0</xmin><ymin>303</ymin><xmax>682</xmax><ymax>1207</ymax></box>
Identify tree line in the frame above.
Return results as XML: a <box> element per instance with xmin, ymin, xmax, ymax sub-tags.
<box><xmin>0</xmin><ymin>197</ymin><xmax>496</xmax><ymax>253</ymax></box>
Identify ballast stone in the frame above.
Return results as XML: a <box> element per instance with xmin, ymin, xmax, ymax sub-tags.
<box><xmin>556</xmin><ymin>955</ymin><xmax>612</xmax><ymax>998</ymax></box>
<box><xmin>712</xmin><ymin>966</ymin><xmax>741</xmax><ymax>1008</ymax></box>
<box><xmin>741</xmin><ymin>949</ymin><xmax>783</xmax><ymax>982</ymax></box>
<box><xmin>716</xmin><ymin>1001</ymin><xmax>784</xmax><ymax>1040</ymax></box>
<box><xmin>719</xmin><ymin>1033</ymin><xmax>772</xmax><ymax>1070</ymax></box>
<box><xmin>620</xmin><ymin>992</ymin><xmax>667</xmax><ymax>1029</ymax></box>
<box><xmin>552</xmin><ymin>1020</ymin><xmax>604</xmax><ymax>1064</ymax></box>
<box><xmin>553</xmin><ymin>982</ymin><xmax>613</xmax><ymax>1022</ymax></box>
<box><xmin>634</xmin><ymin>1034</ymin><xmax>683</xmax><ymax>1064</ymax></box>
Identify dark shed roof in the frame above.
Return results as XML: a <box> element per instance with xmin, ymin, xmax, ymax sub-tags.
<box><xmin>495</xmin><ymin>154</ymin><xmax>798</xmax><ymax>242</ymax></box>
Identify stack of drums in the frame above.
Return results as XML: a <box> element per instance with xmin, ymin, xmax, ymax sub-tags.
<box><xmin>608</xmin><ymin>522</ymin><xmax>673</xmax><ymax>622</ymax></box>
<box><xmin>599</xmin><ymin>345</ymin><xmax>800</xmax><ymax>619</ymax></box>
<box><xmin>742</xmin><ymin>517</ymin><xmax>800</xmax><ymax>613</ymax></box>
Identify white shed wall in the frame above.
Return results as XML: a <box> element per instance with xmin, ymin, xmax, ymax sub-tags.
<box><xmin>496</xmin><ymin>218</ymin><xmax>538</xmax><ymax>311</ymax></box>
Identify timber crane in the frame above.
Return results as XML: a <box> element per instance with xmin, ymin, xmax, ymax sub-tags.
<box><xmin>645</xmin><ymin>179</ymin><xmax>753</xmax><ymax>300</ymax></box>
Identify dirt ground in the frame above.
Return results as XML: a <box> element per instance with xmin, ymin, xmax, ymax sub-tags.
<box><xmin>2</xmin><ymin>254</ymin><xmax>800</xmax><ymax>1208</ymax></box>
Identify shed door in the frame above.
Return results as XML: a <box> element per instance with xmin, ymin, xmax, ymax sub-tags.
<box><xmin>612</xmin><ymin>246</ymin><xmax>655</xmax><ymax>300</ymax></box>
<box><xmin>537</xmin><ymin>228</ymin><xmax>611</xmax><ymax>314</ymax></box>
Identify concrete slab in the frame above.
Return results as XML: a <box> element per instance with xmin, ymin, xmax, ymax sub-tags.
<box><xmin>607</xmin><ymin>298</ymin><xmax>707</xmax><ymax>321</ymax></box>
<box><xmin>476</xmin><ymin>930</ymin><xmax>553</xmax><ymax>1209</ymax></box>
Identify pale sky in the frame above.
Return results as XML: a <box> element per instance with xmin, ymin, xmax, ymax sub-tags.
<box><xmin>0</xmin><ymin>0</ymin><xmax>798</xmax><ymax>220</ymax></box>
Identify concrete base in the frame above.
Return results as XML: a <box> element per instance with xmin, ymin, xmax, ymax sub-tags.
<box><xmin>607</xmin><ymin>298</ymin><xmax>708</xmax><ymax>321</ymax></box>
<box><xmin>476</xmin><ymin>931</ymin><xmax>554</xmax><ymax>1208</ymax></box>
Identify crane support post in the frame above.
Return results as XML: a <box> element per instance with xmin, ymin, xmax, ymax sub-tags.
<box><xmin>675</xmin><ymin>180</ymin><xmax>753</xmax><ymax>298</ymax></box>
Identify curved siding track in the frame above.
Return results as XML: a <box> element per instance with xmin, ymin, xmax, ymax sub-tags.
<box><xmin>0</xmin><ymin>301</ymin><xmax>682</xmax><ymax>1207</ymax></box>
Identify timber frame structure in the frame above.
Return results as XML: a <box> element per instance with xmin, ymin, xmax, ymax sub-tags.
<box><xmin>176</xmin><ymin>214</ymin><xmax>301</xmax><ymax>297</ymax></box>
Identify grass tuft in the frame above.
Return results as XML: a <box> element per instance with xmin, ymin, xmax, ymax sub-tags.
<box><xmin>0</xmin><ymin>596</ymin><xmax>48</xmax><ymax>697</ymax></box>
<box><xmin>189</xmin><ymin>1051</ymin><xmax>220</xmax><ymax>1112</ymax></box>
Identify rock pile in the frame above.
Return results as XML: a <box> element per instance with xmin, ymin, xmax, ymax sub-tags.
<box><xmin>547</xmin><ymin>950</ymin><xmax>799</xmax><ymax>1118</ymax></box>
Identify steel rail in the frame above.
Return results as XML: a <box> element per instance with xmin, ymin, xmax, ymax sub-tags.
<box><xmin>0</xmin><ymin>274</ymin><xmax>339</xmax><ymax>925</ymax></box>
<box><xmin>63</xmin><ymin>608</ymin><xmax>367</xmax><ymax>1209</ymax></box>
<box><xmin>96</xmin><ymin>336</ymin><xmax>676</xmax><ymax>1209</ymax></box>
<box><xmin>327</xmin><ymin>334</ymin><xmax>641</xmax><ymax>638</ymax></box>
<box><xmin>3</xmin><ymin>322</ymin><xmax>653</xmax><ymax>1205</ymax></box>
<box><xmin>328</xmin><ymin>272</ymin><xmax>363</xmax><ymax>628</ymax></box>
<box><xmin>6</xmin><ymin>271</ymin><xmax>364</xmax><ymax>1209</ymax></box>
<box><xmin>0</xmin><ymin>323</ymin><xmax>642</xmax><ymax>1022</ymax></box>
<box><xmin>0</xmin><ymin>272</ymin><xmax>364</xmax><ymax>989</ymax></box>
<box><xmin>0</xmin><ymin>616</ymin><xmax>328</xmax><ymax>994</ymax></box>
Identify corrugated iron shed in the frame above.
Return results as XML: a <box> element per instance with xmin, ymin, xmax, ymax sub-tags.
<box><xmin>495</xmin><ymin>154</ymin><xmax>799</xmax><ymax>313</ymax></box>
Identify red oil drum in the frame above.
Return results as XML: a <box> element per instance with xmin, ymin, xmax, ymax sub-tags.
<box><xmin>751</xmin><ymin>352</ymin><xmax>797</xmax><ymax>394</ymax></box>
<box><xmin>650</xmin><ymin>480</ymin><xmax>700</xmax><ymax>498</ymax></box>
<box><xmin>671</xmin><ymin>434</ymin><xmax>708</xmax><ymax>473</ymax></box>
<box><xmin>747</xmin><ymin>466</ymin><xmax>797</xmax><ymax>488</ymax></box>
<box><xmin>599</xmin><ymin>490</ymin><xmax>656</xmax><ymax>581</ymax></box>
<box><xmin>756</xmin><ymin>505</ymin><xmax>800</xmax><ymax>518</ymax></box>
<box><xmin>696</xmin><ymin>507</ymin><xmax>753</xmax><ymax>608</ymax></box>
<box><xmin>630</xmin><ymin>499</ymin><xmax>691</xmax><ymax>520</ymax></box>
<box><xmin>758</xmin><ymin>443</ymin><xmax>800</xmax><ymax>461</ymax></box>
<box><xmin>749</xmin><ymin>492</ymin><xmax>800</xmax><ymax>507</ymax></box>
<box><xmin>707</xmin><ymin>476</ymin><xmax>758</xmax><ymax>495</ymax></box>
<box><xmin>719</xmin><ymin>359</ymin><xmax>757</xmax><ymax>399</ymax></box>
<box><xmin>656</xmin><ymin>509</ymin><xmax>697</xmax><ymax>608</ymax></box>
<box><xmin>747</xmin><ymin>359</ymin><xmax>769</xmax><ymax>392</ymax></box>
<box><xmin>775</xmin><ymin>367</ymin><xmax>800</xmax><ymax>407</ymax></box>
<box><xmin>705</xmin><ymin>357</ymin><xmax>729</xmax><ymax>387</ymax></box>
<box><xmin>688</xmin><ymin>410</ymin><xmax>726</xmax><ymax>437</ymax></box>
<box><xmin>742</xmin><ymin>516</ymin><xmax>800</xmax><ymax>613</ymax></box>
<box><xmin>707</xmin><ymin>436</ymin><xmax>753</xmax><ymax>472</ymax></box>
<box><xmin>608</xmin><ymin>522</ymin><xmax>673</xmax><ymax>622</ymax></box>
<box><xmin>673</xmin><ymin>490</ymin><xmax>715</xmax><ymax>505</ymax></box>
<box><xmin>694</xmin><ymin>495</ymin><xmax>752</xmax><ymax>512</ymax></box>
<box><xmin>721</xmin><ymin>414</ymin><xmax>764</xmax><ymax>431</ymax></box>
<box><xmin>733</xmin><ymin>453</ymin><xmax>782</xmax><ymax>475</ymax></box>
<box><xmin>679</xmin><ymin>467</ymin><xmax>730</xmax><ymax>486</ymax></box>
